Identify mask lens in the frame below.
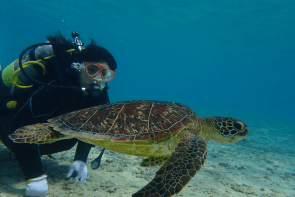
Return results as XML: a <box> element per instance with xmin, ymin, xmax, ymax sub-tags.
<box><xmin>102</xmin><ymin>69</ymin><xmax>115</xmax><ymax>82</ymax></box>
<box><xmin>86</xmin><ymin>64</ymin><xmax>100</xmax><ymax>76</ymax></box>
<box><xmin>85</xmin><ymin>62</ymin><xmax>115</xmax><ymax>82</ymax></box>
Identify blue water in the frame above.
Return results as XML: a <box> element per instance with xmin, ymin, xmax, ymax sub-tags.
<box><xmin>1</xmin><ymin>1</ymin><xmax>295</xmax><ymax>196</ymax></box>
<box><xmin>1</xmin><ymin>0</ymin><xmax>294</xmax><ymax>128</ymax></box>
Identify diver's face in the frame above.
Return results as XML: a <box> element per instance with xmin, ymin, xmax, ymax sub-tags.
<box><xmin>79</xmin><ymin>61</ymin><xmax>110</xmax><ymax>90</ymax></box>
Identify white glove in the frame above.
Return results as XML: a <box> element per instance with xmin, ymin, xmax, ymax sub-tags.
<box><xmin>66</xmin><ymin>160</ymin><xmax>88</xmax><ymax>183</ymax></box>
<box><xmin>26</xmin><ymin>175</ymin><xmax>48</xmax><ymax>196</ymax></box>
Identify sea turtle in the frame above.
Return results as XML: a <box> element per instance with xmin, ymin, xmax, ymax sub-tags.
<box><xmin>9</xmin><ymin>100</ymin><xmax>248</xmax><ymax>197</ymax></box>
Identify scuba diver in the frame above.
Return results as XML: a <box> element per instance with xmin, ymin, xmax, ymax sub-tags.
<box><xmin>0</xmin><ymin>31</ymin><xmax>117</xmax><ymax>196</ymax></box>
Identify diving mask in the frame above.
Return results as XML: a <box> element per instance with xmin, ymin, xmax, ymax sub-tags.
<box><xmin>71</xmin><ymin>62</ymin><xmax>116</xmax><ymax>82</ymax></box>
<box><xmin>84</xmin><ymin>62</ymin><xmax>116</xmax><ymax>82</ymax></box>
<box><xmin>71</xmin><ymin>62</ymin><xmax>115</xmax><ymax>96</ymax></box>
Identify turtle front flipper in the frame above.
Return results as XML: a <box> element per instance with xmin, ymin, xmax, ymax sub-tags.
<box><xmin>133</xmin><ymin>133</ymin><xmax>207</xmax><ymax>197</ymax></box>
<box><xmin>9</xmin><ymin>123</ymin><xmax>70</xmax><ymax>144</ymax></box>
<box><xmin>140</xmin><ymin>157</ymin><xmax>169</xmax><ymax>167</ymax></box>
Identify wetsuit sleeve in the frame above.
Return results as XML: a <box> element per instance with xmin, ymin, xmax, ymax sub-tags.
<box><xmin>73</xmin><ymin>88</ymin><xmax>110</xmax><ymax>163</ymax></box>
<box><xmin>74</xmin><ymin>141</ymin><xmax>94</xmax><ymax>163</ymax></box>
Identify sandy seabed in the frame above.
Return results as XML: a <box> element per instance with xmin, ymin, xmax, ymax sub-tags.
<box><xmin>0</xmin><ymin>122</ymin><xmax>294</xmax><ymax>197</ymax></box>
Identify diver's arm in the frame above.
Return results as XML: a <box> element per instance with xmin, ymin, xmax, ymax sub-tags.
<box><xmin>66</xmin><ymin>141</ymin><xmax>93</xmax><ymax>183</ymax></box>
<box><xmin>72</xmin><ymin>90</ymin><xmax>109</xmax><ymax>162</ymax></box>
<box><xmin>74</xmin><ymin>140</ymin><xmax>93</xmax><ymax>162</ymax></box>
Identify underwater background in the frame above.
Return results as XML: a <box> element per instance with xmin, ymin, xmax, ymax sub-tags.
<box><xmin>0</xmin><ymin>0</ymin><xmax>294</xmax><ymax>196</ymax></box>
<box><xmin>1</xmin><ymin>0</ymin><xmax>294</xmax><ymax>128</ymax></box>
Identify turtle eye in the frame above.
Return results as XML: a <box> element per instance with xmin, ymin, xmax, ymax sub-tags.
<box><xmin>233</xmin><ymin>122</ymin><xmax>242</xmax><ymax>130</ymax></box>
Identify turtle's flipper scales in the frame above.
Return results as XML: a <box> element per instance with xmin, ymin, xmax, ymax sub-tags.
<box><xmin>9</xmin><ymin>123</ymin><xmax>63</xmax><ymax>144</ymax></box>
<box><xmin>140</xmin><ymin>157</ymin><xmax>169</xmax><ymax>167</ymax></box>
<box><xmin>133</xmin><ymin>133</ymin><xmax>207</xmax><ymax>197</ymax></box>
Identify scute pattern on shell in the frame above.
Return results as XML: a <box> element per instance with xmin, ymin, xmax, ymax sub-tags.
<box><xmin>49</xmin><ymin>100</ymin><xmax>196</xmax><ymax>141</ymax></box>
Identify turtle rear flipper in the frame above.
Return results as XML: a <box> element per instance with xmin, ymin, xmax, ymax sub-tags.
<box><xmin>133</xmin><ymin>133</ymin><xmax>207</xmax><ymax>197</ymax></box>
<box><xmin>9</xmin><ymin>123</ymin><xmax>69</xmax><ymax>144</ymax></box>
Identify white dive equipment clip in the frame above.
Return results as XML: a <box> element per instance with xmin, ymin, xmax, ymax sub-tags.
<box><xmin>71</xmin><ymin>32</ymin><xmax>84</xmax><ymax>51</ymax></box>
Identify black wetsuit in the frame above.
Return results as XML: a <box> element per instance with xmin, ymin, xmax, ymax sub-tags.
<box><xmin>0</xmin><ymin>47</ymin><xmax>110</xmax><ymax>180</ymax></box>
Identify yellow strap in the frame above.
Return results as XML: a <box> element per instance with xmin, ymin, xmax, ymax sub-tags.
<box><xmin>6</xmin><ymin>101</ymin><xmax>17</xmax><ymax>109</ymax></box>
<box><xmin>27</xmin><ymin>174</ymin><xmax>47</xmax><ymax>182</ymax></box>
<box><xmin>11</xmin><ymin>48</ymin><xmax>76</xmax><ymax>89</ymax></box>
<box><xmin>11</xmin><ymin>61</ymin><xmax>46</xmax><ymax>88</ymax></box>
<box><xmin>66</xmin><ymin>49</ymin><xmax>76</xmax><ymax>53</ymax></box>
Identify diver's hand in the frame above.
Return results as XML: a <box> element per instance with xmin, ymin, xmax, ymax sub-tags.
<box><xmin>26</xmin><ymin>175</ymin><xmax>48</xmax><ymax>196</ymax></box>
<box><xmin>66</xmin><ymin>160</ymin><xmax>88</xmax><ymax>183</ymax></box>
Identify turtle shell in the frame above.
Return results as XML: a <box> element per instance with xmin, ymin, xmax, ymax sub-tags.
<box><xmin>49</xmin><ymin>100</ymin><xmax>197</xmax><ymax>142</ymax></box>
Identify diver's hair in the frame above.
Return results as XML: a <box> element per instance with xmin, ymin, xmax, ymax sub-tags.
<box><xmin>75</xmin><ymin>39</ymin><xmax>117</xmax><ymax>71</ymax></box>
<box><xmin>46</xmin><ymin>30</ymin><xmax>76</xmax><ymax>65</ymax></box>
<box><xmin>46</xmin><ymin>30</ymin><xmax>74</xmax><ymax>46</ymax></box>
<box><xmin>46</xmin><ymin>31</ymin><xmax>117</xmax><ymax>71</ymax></box>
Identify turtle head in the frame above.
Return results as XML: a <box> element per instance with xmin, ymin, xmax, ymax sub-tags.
<box><xmin>199</xmin><ymin>117</ymin><xmax>248</xmax><ymax>143</ymax></box>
